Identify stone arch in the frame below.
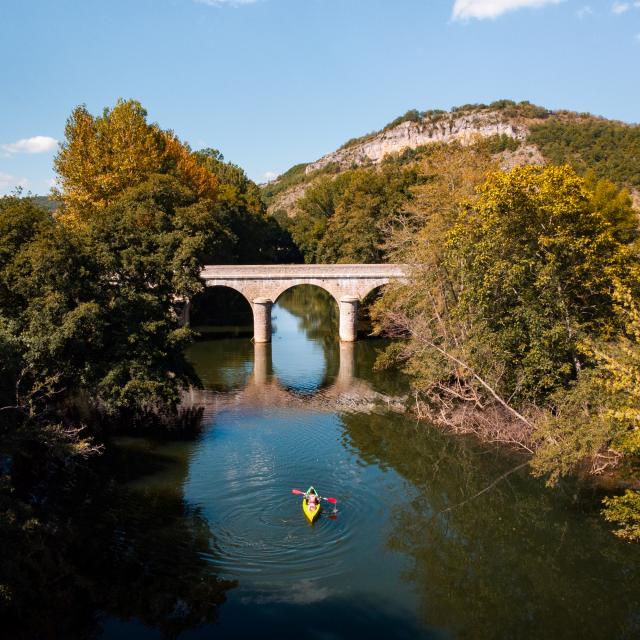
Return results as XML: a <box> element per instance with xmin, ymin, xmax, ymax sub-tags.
<box><xmin>353</xmin><ymin>278</ymin><xmax>393</xmax><ymax>302</ymax></box>
<box><xmin>273</xmin><ymin>281</ymin><xmax>340</xmax><ymax>305</ymax></box>
<box><xmin>358</xmin><ymin>282</ymin><xmax>391</xmax><ymax>338</ymax></box>
<box><xmin>200</xmin><ymin>282</ymin><xmax>254</xmax><ymax>307</ymax></box>
<box><xmin>190</xmin><ymin>284</ymin><xmax>253</xmax><ymax>336</ymax></box>
<box><xmin>271</xmin><ymin>284</ymin><xmax>340</xmax><ymax>383</ymax></box>
<box><xmin>199</xmin><ymin>265</ymin><xmax>407</xmax><ymax>343</ymax></box>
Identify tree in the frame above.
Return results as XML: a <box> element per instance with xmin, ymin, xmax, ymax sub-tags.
<box><xmin>0</xmin><ymin>196</ymin><xmax>52</xmax><ymax>314</ymax></box>
<box><xmin>447</xmin><ymin>164</ymin><xmax>633</xmax><ymax>404</ymax></box>
<box><xmin>194</xmin><ymin>148</ymin><xmax>301</xmax><ymax>264</ymax></box>
<box><xmin>53</xmin><ymin>99</ymin><xmax>218</xmax><ymax>225</ymax></box>
<box><xmin>371</xmin><ymin>145</ymin><xmax>506</xmax><ymax>432</ymax></box>
<box><xmin>291</xmin><ymin>164</ymin><xmax>417</xmax><ymax>264</ymax></box>
<box><xmin>375</xmin><ymin>163</ymin><xmax>637</xmax><ymax>441</ymax></box>
<box><xmin>532</xmin><ymin>274</ymin><xmax>640</xmax><ymax>539</ymax></box>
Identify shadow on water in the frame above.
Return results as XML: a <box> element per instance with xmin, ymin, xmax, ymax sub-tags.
<box><xmin>0</xmin><ymin>442</ymin><xmax>236</xmax><ymax>640</ymax></box>
<box><xmin>343</xmin><ymin>413</ymin><xmax>640</xmax><ymax>640</ymax></box>
<box><xmin>211</xmin><ymin>596</ymin><xmax>448</xmax><ymax>640</ymax></box>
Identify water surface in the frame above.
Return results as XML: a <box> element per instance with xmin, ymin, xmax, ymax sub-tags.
<box><xmin>102</xmin><ymin>287</ymin><xmax>640</xmax><ymax>639</ymax></box>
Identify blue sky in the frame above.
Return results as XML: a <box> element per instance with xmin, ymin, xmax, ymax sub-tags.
<box><xmin>1</xmin><ymin>0</ymin><xmax>639</xmax><ymax>194</ymax></box>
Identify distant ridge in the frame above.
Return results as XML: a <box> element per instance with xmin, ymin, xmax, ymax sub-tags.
<box><xmin>263</xmin><ymin>100</ymin><xmax>640</xmax><ymax>216</ymax></box>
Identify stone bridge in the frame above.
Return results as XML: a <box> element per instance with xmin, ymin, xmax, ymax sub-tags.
<box><xmin>197</xmin><ymin>264</ymin><xmax>406</xmax><ymax>342</ymax></box>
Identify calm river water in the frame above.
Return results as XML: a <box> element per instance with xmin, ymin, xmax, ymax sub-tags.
<box><xmin>99</xmin><ymin>287</ymin><xmax>639</xmax><ymax>640</ymax></box>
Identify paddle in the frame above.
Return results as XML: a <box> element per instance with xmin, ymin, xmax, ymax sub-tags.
<box><xmin>291</xmin><ymin>489</ymin><xmax>338</xmax><ymax>504</ymax></box>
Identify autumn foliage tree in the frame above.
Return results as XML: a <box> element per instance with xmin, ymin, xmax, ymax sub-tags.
<box><xmin>374</xmin><ymin>160</ymin><xmax>640</xmax><ymax>538</ymax></box>
<box><xmin>53</xmin><ymin>99</ymin><xmax>218</xmax><ymax>225</ymax></box>
<box><xmin>377</xmin><ymin>164</ymin><xmax>634</xmax><ymax>428</ymax></box>
<box><xmin>1</xmin><ymin>98</ymin><xmax>298</xmax><ymax>431</ymax></box>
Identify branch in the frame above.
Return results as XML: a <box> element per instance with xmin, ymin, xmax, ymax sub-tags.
<box><xmin>397</xmin><ymin>314</ymin><xmax>533</xmax><ymax>429</ymax></box>
<box><xmin>437</xmin><ymin>460</ymin><xmax>531</xmax><ymax>516</ymax></box>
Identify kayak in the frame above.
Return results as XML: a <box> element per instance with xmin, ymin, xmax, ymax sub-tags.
<box><xmin>302</xmin><ymin>486</ymin><xmax>321</xmax><ymax>523</ymax></box>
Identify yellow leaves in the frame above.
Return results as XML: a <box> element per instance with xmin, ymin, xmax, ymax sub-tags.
<box><xmin>602</xmin><ymin>490</ymin><xmax>640</xmax><ymax>541</ymax></box>
<box><xmin>473</xmin><ymin>165</ymin><xmax>590</xmax><ymax>224</ymax></box>
<box><xmin>54</xmin><ymin>100</ymin><xmax>218</xmax><ymax>228</ymax></box>
<box><xmin>160</xmin><ymin>133</ymin><xmax>218</xmax><ymax>201</ymax></box>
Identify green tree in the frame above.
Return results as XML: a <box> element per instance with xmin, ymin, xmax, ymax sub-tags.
<box><xmin>195</xmin><ymin>148</ymin><xmax>300</xmax><ymax>264</ymax></box>
<box><xmin>375</xmin><ymin>163</ymin><xmax>637</xmax><ymax>436</ymax></box>
<box><xmin>447</xmin><ymin>164</ymin><xmax>632</xmax><ymax>404</ymax></box>
<box><xmin>291</xmin><ymin>165</ymin><xmax>417</xmax><ymax>264</ymax></box>
<box><xmin>532</xmin><ymin>275</ymin><xmax>640</xmax><ymax>539</ymax></box>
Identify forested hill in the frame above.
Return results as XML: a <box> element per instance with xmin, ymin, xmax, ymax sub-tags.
<box><xmin>263</xmin><ymin>100</ymin><xmax>640</xmax><ymax>216</ymax></box>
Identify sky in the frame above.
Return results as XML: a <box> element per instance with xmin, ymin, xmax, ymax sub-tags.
<box><xmin>1</xmin><ymin>0</ymin><xmax>639</xmax><ymax>194</ymax></box>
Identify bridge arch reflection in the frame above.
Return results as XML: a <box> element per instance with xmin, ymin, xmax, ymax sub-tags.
<box><xmin>185</xmin><ymin>341</ymin><xmax>405</xmax><ymax>415</ymax></box>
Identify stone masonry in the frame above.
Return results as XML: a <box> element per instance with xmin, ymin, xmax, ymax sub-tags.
<box><xmin>198</xmin><ymin>264</ymin><xmax>407</xmax><ymax>342</ymax></box>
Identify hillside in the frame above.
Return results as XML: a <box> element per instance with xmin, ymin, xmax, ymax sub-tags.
<box><xmin>264</xmin><ymin>100</ymin><xmax>640</xmax><ymax>216</ymax></box>
<box><xmin>29</xmin><ymin>195</ymin><xmax>59</xmax><ymax>212</ymax></box>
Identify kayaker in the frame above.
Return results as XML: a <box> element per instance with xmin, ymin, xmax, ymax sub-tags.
<box><xmin>307</xmin><ymin>492</ymin><xmax>318</xmax><ymax>512</ymax></box>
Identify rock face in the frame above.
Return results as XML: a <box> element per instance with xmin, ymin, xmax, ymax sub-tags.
<box><xmin>265</xmin><ymin>105</ymin><xmax>640</xmax><ymax>217</ymax></box>
<box><xmin>498</xmin><ymin>143</ymin><xmax>545</xmax><ymax>171</ymax></box>
<box><xmin>304</xmin><ymin>111</ymin><xmax>529</xmax><ymax>174</ymax></box>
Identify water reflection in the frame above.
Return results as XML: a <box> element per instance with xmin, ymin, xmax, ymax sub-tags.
<box><xmin>343</xmin><ymin>413</ymin><xmax>640</xmax><ymax>640</ymax></box>
<box><xmin>1</xmin><ymin>444</ymin><xmax>235</xmax><ymax>640</ymax></box>
<box><xmin>28</xmin><ymin>284</ymin><xmax>637</xmax><ymax>640</ymax></box>
<box><xmin>185</xmin><ymin>334</ymin><xmax>406</xmax><ymax>415</ymax></box>
<box><xmin>183</xmin><ymin>288</ymin><xmax>640</xmax><ymax>640</ymax></box>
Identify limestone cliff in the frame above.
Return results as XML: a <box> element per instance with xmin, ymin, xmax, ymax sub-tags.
<box><xmin>264</xmin><ymin>102</ymin><xmax>639</xmax><ymax>216</ymax></box>
<box><xmin>305</xmin><ymin>111</ymin><xmax>528</xmax><ymax>174</ymax></box>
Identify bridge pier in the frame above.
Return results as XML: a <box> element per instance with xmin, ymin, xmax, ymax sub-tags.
<box><xmin>252</xmin><ymin>298</ymin><xmax>273</xmax><ymax>343</ymax></box>
<box><xmin>179</xmin><ymin>300</ymin><xmax>191</xmax><ymax>327</ymax></box>
<box><xmin>339</xmin><ymin>296</ymin><xmax>359</xmax><ymax>342</ymax></box>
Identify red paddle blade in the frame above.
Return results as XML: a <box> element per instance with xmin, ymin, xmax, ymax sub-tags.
<box><xmin>322</xmin><ymin>497</ymin><xmax>338</xmax><ymax>504</ymax></box>
<box><xmin>291</xmin><ymin>489</ymin><xmax>305</xmax><ymax>495</ymax></box>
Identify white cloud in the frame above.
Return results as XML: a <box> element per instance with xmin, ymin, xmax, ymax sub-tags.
<box><xmin>612</xmin><ymin>2</ymin><xmax>630</xmax><ymax>14</ymax></box>
<box><xmin>0</xmin><ymin>171</ymin><xmax>29</xmax><ymax>194</ymax></box>
<box><xmin>1</xmin><ymin>135</ymin><xmax>58</xmax><ymax>156</ymax></box>
<box><xmin>452</xmin><ymin>0</ymin><xmax>564</xmax><ymax>20</ymax></box>
<box><xmin>263</xmin><ymin>171</ymin><xmax>280</xmax><ymax>182</ymax></box>
<box><xmin>576</xmin><ymin>5</ymin><xmax>593</xmax><ymax>18</ymax></box>
<box><xmin>195</xmin><ymin>0</ymin><xmax>259</xmax><ymax>6</ymax></box>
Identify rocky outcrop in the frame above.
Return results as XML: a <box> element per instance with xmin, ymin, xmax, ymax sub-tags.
<box><xmin>265</xmin><ymin>105</ymin><xmax>640</xmax><ymax>217</ymax></box>
<box><xmin>267</xmin><ymin>182</ymin><xmax>309</xmax><ymax>215</ymax></box>
<box><xmin>304</xmin><ymin>111</ymin><xmax>529</xmax><ymax>174</ymax></box>
<box><xmin>498</xmin><ymin>144</ymin><xmax>545</xmax><ymax>171</ymax></box>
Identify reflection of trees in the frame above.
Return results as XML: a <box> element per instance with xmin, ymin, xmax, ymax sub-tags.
<box><xmin>276</xmin><ymin>286</ymin><xmax>340</xmax><ymax>380</ymax></box>
<box><xmin>343</xmin><ymin>413</ymin><xmax>640</xmax><ymax>640</ymax></box>
<box><xmin>1</xmin><ymin>444</ymin><xmax>235</xmax><ymax>640</ymax></box>
<box><xmin>185</xmin><ymin>337</ymin><xmax>254</xmax><ymax>391</ymax></box>
<box><xmin>276</xmin><ymin>286</ymin><xmax>339</xmax><ymax>345</ymax></box>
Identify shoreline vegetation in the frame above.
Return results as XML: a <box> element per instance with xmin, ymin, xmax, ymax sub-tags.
<box><xmin>0</xmin><ymin>99</ymin><xmax>297</xmax><ymax>625</ymax></box>
<box><xmin>280</xmin><ymin>135</ymin><xmax>640</xmax><ymax>541</ymax></box>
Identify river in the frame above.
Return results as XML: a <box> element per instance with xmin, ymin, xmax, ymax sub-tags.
<box><xmin>94</xmin><ymin>286</ymin><xmax>640</xmax><ymax>640</ymax></box>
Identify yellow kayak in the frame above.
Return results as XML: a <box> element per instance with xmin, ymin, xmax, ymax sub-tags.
<box><xmin>302</xmin><ymin>487</ymin><xmax>321</xmax><ymax>523</ymax></box>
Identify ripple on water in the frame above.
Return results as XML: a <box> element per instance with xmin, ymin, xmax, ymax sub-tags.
<box><xmin>183</xmin><ymin>406</ymin><xmax>387</xmax><ymax>585</ymax></box>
